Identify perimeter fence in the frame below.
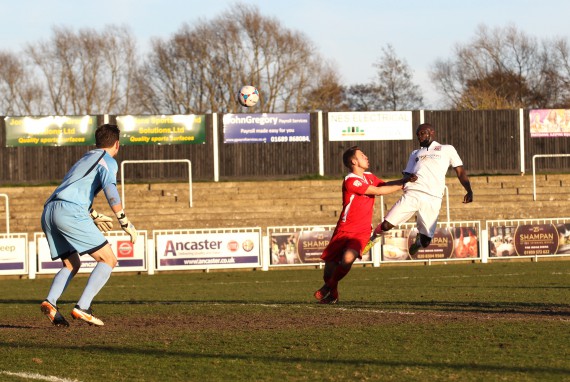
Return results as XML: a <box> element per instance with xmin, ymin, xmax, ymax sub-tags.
<box><xmin>3</xmin><ymin>215</ymin><xmax>570</xmax><ymax>278</ymax></box>
<box><xmin>1</xmin><ymin>109</ymin><xmax>570</xmax><ymax>184</ymax></box>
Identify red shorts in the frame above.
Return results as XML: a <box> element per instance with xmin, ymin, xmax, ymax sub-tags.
<box><xmin>320</xmin><ymin>229</ymin><xmax>370</xmax><ymax>262</ymax></box>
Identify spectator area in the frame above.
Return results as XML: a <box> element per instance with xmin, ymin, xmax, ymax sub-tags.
<box><xmin>1</xmin><ymin>174</ymin><xmax>569</xmax><ymax>236</ymax></box>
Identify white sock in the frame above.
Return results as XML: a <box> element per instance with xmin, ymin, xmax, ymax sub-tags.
<box><xmin>77</xmin><ymin>262</ymin><xmax>113</xmax><ymax>310</ymax></box>
<box><xmin>46</xmin><ymin>268</ymin><xmax>73</xmax><ymax>305</ymax></box>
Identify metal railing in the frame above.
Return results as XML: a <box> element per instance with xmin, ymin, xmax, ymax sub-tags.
<box><xmin>532</xmin><ymin>154</ymin><xmax>570</xmax><ymax>201</ymax></box>
<box><xmin>0</xmin><ymin>193</ymin><xmax>9</xmax><ymax>234</ymax></box>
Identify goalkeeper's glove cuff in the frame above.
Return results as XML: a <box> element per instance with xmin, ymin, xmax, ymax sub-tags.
<box><xmin>115</xmin><ymin>210</ymin><xmax>137</xmax><ymax>244</ymax></box>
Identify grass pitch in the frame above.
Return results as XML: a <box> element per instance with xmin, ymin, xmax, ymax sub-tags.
<box><xmin>1</xmin><ymin>261</ymin><xmax>569</xmax><ymax>381</ymax></box>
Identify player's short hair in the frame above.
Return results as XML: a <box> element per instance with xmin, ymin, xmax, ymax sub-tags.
<box><xmin>342</xmin><ymin>145</ymin><xmax>360</xmax><ymax>170</ymax></box>
<box><xmin>95</xmin><ymin>124</ymin><xmax>120</xmax><ymax>148</ymax></box>
<box><xmin>416</xmin><ymin>123</ymin><xmax>434</xmax><ymax>133</ymax></box>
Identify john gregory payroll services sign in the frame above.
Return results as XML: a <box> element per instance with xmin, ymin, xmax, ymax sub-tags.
<box><xmin>223</xmin><ymin>113</ymin><xmax>310</xmax><ymax>143</ymax></box>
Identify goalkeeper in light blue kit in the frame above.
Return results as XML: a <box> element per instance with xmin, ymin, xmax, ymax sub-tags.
<box><xmin>40</xmin><ymin>123</ymin><xmax>137</xmax><ymax>327</ymax></box>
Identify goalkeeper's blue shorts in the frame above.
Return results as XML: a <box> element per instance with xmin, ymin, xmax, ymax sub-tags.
<box><xmin>41</xmin><ymin>200</ymin><xmax>108</xmax><ymax>260</ymax></box>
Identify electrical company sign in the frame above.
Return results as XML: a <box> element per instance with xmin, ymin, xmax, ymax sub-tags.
<box><xmin>328</xmin><ymin>111</ymin><xmax>413</xmax><ymax>141</ymax></box>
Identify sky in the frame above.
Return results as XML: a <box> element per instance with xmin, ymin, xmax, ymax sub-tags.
<box><xmin>2</xmin><ymin>0</ymin><xmax>570</xmax><ymax>108</ymax></box>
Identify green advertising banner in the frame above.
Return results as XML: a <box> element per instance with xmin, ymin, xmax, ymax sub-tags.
<box><xmin>116</xmin><ymin>115</ymin><xmax>206</xmax><ymax>145</ymax></box>
<box><xmin>4</xmin><ymin>116</ymin><xmax>97</xmax><ymax>147</ymax></box>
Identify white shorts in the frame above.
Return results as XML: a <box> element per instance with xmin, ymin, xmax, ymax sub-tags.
<box><xmin>384</xmin><ymin>191</ymin><xmax>443</xmax><ymax>238</ymax></box>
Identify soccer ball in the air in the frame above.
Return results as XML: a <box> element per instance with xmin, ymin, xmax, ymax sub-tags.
<box><xmin>237</xmin><ymin>85</ymin><xmax>260</xmax><ymax>107</ymax></box>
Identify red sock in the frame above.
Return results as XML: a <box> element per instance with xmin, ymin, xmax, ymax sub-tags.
<box><xmin>330</xmin><ymin>287</ymin><xmax>339</xmax><ymax>299</ymax></box>
<box><xmin>323</xmin><ymin>261</ymin><xmax>338</xmax><ymax>284</ymax></box>
<box><xmin>326</xmin><ymin>265</ymin><xmax>350</xmax><ymax>289</ymax></box>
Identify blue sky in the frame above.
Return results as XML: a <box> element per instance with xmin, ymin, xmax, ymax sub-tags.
<box><xmin>2</xmin><ymin>0</ymin><xmax>570</xmax><ymax>107</ymax></box>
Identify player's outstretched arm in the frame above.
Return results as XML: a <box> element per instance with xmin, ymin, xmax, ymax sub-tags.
<box><xmin>454</xmin><ymin>166</ymin><xmax>473</xmax><ymax>203</ymax></box>
<box><xmin>365</xmin><ymin>174</ymin><xmax>417</xmax><ymax>196</ymax></box>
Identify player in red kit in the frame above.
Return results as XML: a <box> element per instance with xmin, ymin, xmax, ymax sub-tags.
<box><xmin>314</xmin><ymin>146</ymin><xmax>417</xmax><ymax>304</ymax></box>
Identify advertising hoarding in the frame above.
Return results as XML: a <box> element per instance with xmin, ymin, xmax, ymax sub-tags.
<box><xmin>223</xmin><ymin>113</ymin><xmax>310</xmax><ymax>143</ymax></box>
<box><xmin>155</xmin><ymin>230</ymin><xmax>261</xmax><ymax>270</ymax></box>
<box><xmin>328</xmin><ymin>111</ymin><xmax>413</xmax><ymax>141</ymax></box>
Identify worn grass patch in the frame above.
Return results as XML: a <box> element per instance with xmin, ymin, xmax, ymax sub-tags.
<box><xmin>1</xmin><ymin>261</ymin><xmax>569</xmax><ymax>381</ymax></box>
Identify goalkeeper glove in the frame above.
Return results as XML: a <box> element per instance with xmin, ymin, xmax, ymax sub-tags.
<box><xmin>89</xmin><ymin>208</ymin><xmax>114</xmax><ymax>233</ymax></box>
<box><xmin>115</xmin><ymin>210</ymin><xmax>137</xmax><ymax>244</ymax></box>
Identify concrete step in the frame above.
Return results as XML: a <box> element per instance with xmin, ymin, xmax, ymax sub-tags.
<box><xmin>3</xmin><ymin>176</ymin><xmax>570</xmax><ymax>237</ymax></box>
<box><xmin>8</xmin><ymin>186</ymin><xmax>568</xmax><ymax>210</ymax></box>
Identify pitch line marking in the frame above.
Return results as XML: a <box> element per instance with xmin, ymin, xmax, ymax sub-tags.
<box><xmin>212</xmin><ymin>302</ymin><xmax>420</xmax><ymax>316</ymax></box>
<box><xmin>110</xmin><ymin>271</ymin><xmax>542</xmax><ymax>289</ymax></box>
<box><xmin>211</xmin><ymin>302</ymin><xmax>569</xmax><ymax>322</ymax></box>
<box><xmin>0</xmin><ymin>370</ymin><xmax>82</xmax><ymax>382</ymax></box>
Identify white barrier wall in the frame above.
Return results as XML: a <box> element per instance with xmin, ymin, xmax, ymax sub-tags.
<box><xmin>379</xmin><ymin>221</ymin><xmax>482</xmax><ymax>264</ymax></box>
<box><xmin>153</xmin><ymin>227</ymin><xmax>262</xmax><ymax>271</ymax></box>
<box><xmin>486</xmin><ymin>218</ymin><xmax>570</xmax><ymax>260</ymax></box>
<box><xmin>10</xmin><ymin>218</ymin><xmax>570</xmax><ymax>279</ymax></box>
<box><xmin>34</xmin><ymin>231</ymin><xmax>147</xmax><ymax>275</ymax></box>
<box><xmin>0</xmin><ymin>233</ymin><xmax>27</xmax><ymax>276</ymax></box>
<box><xmin>266</xmin><ymin>225</ymin><xmax>373</xmax><ymax>267</ymax></box>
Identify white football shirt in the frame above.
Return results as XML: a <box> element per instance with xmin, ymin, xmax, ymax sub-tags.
<box><xmin>402</xmin><ymin>141</ymin><xmax>463</xmax><ymax>198</ymax></box>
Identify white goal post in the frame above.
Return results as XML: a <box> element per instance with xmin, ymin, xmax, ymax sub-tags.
<box><xmin>120</xmin><ymin>159</ymin><xmax>193</xmax><ymax>210</ymax></box>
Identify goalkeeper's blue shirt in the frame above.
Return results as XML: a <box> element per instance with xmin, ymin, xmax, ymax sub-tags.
<box><xmin>45</xmin><ymin>149</ymin><xmax>120</xmax><ymax>209</ymax></box>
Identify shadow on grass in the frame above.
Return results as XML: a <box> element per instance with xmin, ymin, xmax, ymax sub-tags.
<box><xmin>1</xmin><ymin>298</ymin><xmax>570</xmax><ymax>318</ymax></box>
<box><xmin>348</xmin><ymin>300</ymin><xmax>570</xmax><ymax>317</ymax></box>
<box><xmin>0</xmin><ymin>341</ymin><xmax>569</xmax><ymax>376</ymax></box>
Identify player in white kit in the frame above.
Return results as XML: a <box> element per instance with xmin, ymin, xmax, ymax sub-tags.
<box><xmin>369</xmin><ymin>123</ymin><xmax>473</xmax><ymax>255</ymax></box>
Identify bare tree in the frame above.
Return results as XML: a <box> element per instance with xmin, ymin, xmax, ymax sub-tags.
<box><xmin>430</xmin><ymin>24</ymin><xmax>570</xmax><ymax>109</ymax></box>
<box><xmin>373</xmin><ymin>44</ymin><xmax>424</xmax><ymax>110</ymax></box>
<box><xmin>0</xmin><ymin>51</ymin><xmax>45</xmax><ymax>115</ymax></box>
<box><xmin>456</xmin><ymin>70</ymin><xmax>535</xmax><ymax>110</ymax></box>
<box><xmin>26</xmin><ymin>26</ymin><xmax>139</xmax><ymax>115</ymax></box>
<box><xmin>301</xmin><ymin>67</ymin><xmax>348</xmax><ymax>112</ymax></box>
<box><xmin>547</xmin><ymin>38</ymin><xmax>570</xmax><ymax>106</ymax></box>
<box><xmin>134</xmin><ymin>4</ymin><xmax>343</xmax><ymax>114</ymax></box>
<box><xmin>344</xmin><ymin>84</ymin><xmax>383</xmax><ymax>111</ymax></box>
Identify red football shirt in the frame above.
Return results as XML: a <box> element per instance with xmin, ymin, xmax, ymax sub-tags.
<box><xmin>335</xmin><ymin>172</ymin><xmax>385</xmax><ymax>233</ymax></box>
